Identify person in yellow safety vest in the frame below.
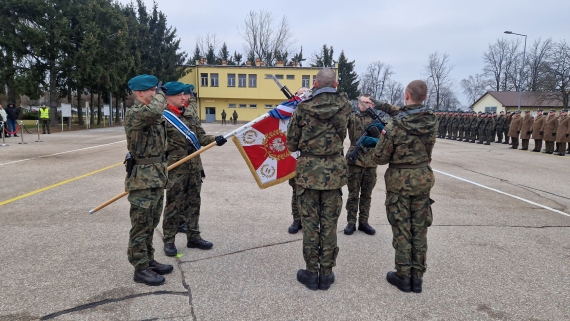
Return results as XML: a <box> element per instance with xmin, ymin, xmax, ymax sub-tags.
<box><xmin>39</xmin><ymin>104</ymin><xmax>50</xmax><ymax>134</ymax></box>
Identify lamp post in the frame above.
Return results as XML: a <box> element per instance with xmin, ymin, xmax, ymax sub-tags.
<box><xmin>504</xmin><ymin>31</ymin><xmax>527</xmax><ymax>111</ymax></box>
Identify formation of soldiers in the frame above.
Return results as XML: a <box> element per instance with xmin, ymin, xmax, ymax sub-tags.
<box><xmin>436</xmin><ymin>109</ymin><xmax>570</xmax><ymax>156</ymax></box>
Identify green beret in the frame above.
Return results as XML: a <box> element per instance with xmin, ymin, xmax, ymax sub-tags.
<box><xmin>183</xmin><ymin>84</ymin><xmax>195</xmax><ymax>94</ymax></box>
<box><xmin>128</xmin><ymin>74</ymin><xmax>158</xmax><ymax>91</ymax></box>
<box><xmin>164</xmin><ymin>81</ymin><xmax>185</xmax><ymax>95</ymax></box>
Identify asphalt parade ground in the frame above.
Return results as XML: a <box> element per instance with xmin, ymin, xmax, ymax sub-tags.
<box><xmin>1</xmin><ymin>123</ymin><xmax>569</xmax><ymax>321</ymax></box>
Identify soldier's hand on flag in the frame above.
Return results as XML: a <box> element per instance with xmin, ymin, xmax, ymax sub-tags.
<box><xmin>361</xmin><ymin>136</ymin><xmax>379</xmax><ymax>147</ymax></box>
<box><xmin>215</xmin><ymin>135</ymin><xmax>227</xmax><ymax>146</ymax></box>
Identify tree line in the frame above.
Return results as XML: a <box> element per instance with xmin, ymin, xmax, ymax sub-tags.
<box><xmin>0</xmin><ymin>0</ymin><xmax>187</xmax><ymax>125</ymax></box>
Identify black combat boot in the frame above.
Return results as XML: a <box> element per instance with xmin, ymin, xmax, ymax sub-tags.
<box><xmin>463</xmin><ymin>139</ymin><xmax>469</xmax><ymax>142</ymax></box>
<box><xmin>296</xmin><ymin>269</ymin><xmax>318</xmax><ymax>290</ymax></box>
<box><xmin>477</xmin><ymin>141</ymin><xmax>483</xmax><ymax>144</ymax></box>
<box><xmin>386</xmin><ymin>271</ymin><xmax>411</xmax><ymax>292</ymax></box>
<box><xmin>357</xmin><ymin>222</ymin><xmax>376</xmax><ymax>235</ymax></box>
<box><xmin>495</xmin><ymin>140</ymin><xmax>501</xmax><ymax>143</ymax></box>
<box><xmin>318</xmin><ymin>271</ymin><xmax>335</xmax><ymax>290</ymax></box>
<box><xmin>288</xmin><ymin>219</ymin><xmax>302</xmax><ymax>234</ymax></box>
<box><xmin>177</xmin><ymin>222</ymin><xmax>187</xmax><ymax>234</ymax></box>
<box><xmin>343</xmin><ymin>223</ymin><xmax>356</xmax><ymax>235</ymax></box>
<box><xmin>134</xmin><ymin>267</ymin><xmax>165</xmax><ymax>286</ymax></box>
<box><xmin>469</xmin><ymin>140</ymin><xmax>475</xmax><ymax>143</ymax></box>
<box><xmin>484</xmin><ymin>142</ymin><xmax>490</xmax><ymax>145</ymax></box>
<box><xmin>164</xmin><ymin>243</ymin><xmax>177</xmax><ymax>257</ymax></box>
<box><xmin>149</xmin><ymin>260</ymin><xmax>174</xmax><ymax>275</ymax></box>
<box><xmin>411</xmin><ymin>277</ymin><xmax>423</xmax><ymax>293</ymax></box>
<box><xmin>502</xmin><ymin>142</ymin><xmax>508</xmax><ymax>144</ymax></box>
<box><xmin>187</xmin><ymin>238</ymin><xmax>213</xmax><ymax>250</ymax></box>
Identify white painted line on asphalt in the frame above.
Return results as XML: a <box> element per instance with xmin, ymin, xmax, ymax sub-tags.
<box><xmin>0</xmin><ymin>140</ymin><xmax>126</xmax><ymax>166</ymax></box>
<box><xmin>434</xmin><ymin>169</ymin><xmax>570</xmax><ymax>218</ymax></box>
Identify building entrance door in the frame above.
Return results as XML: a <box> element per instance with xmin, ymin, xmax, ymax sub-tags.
<box><xmin>205</xmin><ymin>107</ymin><xmax>216</xmax><ymax>123</ymax></box>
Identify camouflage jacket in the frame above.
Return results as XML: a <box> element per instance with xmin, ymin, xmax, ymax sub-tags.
<box><xmin>495</xmin><ymin>115</ymin><xmax>505</xmax><ymax>128</ymax></box>
<box><xmin>287</xmin><ymin>90</ymin><xmax>351</xmax><ymax>190</ymax></box>
<box><xmin>124</xmin><ymin>93</ymin><xmax>168</xmax><ymax>192</ymax></box>
<box><xmin>372</xmin><ymin>102</ymin><xmax>437</xmax><ymax>196</ymax></box>
<box><xmin>346</xmin><ymin>109</ymin><xmax>378</xmax><ymax>168</ymax></box>
<box><xmin>165</xmin><ymin>102</ymin><xmax>215</xmax><ymax>174</ymax></box>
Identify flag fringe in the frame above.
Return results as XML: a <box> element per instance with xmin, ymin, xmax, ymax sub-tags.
<box><xmin>231</xmin><ymin>136</ymin><xmax>295</xmax><ymax>189</ymax></box>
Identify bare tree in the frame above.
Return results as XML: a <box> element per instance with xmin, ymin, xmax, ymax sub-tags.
<box><xmin>460</xmin><ymin>74</ymin><xmax>488</xmax><ymax>106</ymax></box>
<box><xmin>385</xmin><ymin>80</ymin><xmax>404</xmax><ymax>105</ymax></box>
<box><xmin>545</xmin><ymin>40</ymin><xmax>570</xmax><ymax>107</ymax></box>
<box><xmin>423</xmin><ymin>52</ymin><xmax>454</xmax><ymax>110</ymax></box>
<box><xmin>359</xmin><ymin>61</ymin><xmax>394</xmax><ymax>100</ymax></box>
<box><xmin>482</xmin><ymin>38</ymin><xmax>521</xmax><ymax>91</ymax></box>
<box><xmin>525</xmin><ymin>38</ymin><xmax>553</xmax><ymax>91</ymax></box>
<box><xmin>238</xmin><ymin>10</ymin><xmax>294</xmax><ymax>66</ymax></box>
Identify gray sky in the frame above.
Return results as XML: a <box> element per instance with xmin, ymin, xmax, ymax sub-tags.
<box><xmin>122</xmin><ymin>0</ymin><xmax>569</xmax><ymax>105</ymax></box>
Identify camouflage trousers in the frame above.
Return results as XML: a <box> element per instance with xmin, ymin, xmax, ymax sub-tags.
<box><xmin>346</xmin><ymin>165</ymin><xmax>377</xmax><ymax>224</ymax></box>
<box><xmin>385</xmin><ymin>192</ymin><xmax>433</xmax><ymax>278</ymax></box>
<box><xmin>503</xmin><ymin>128</ymin><xmax>510</xmax><ymax>144</ymax></box>
<box><xmin>484</xmin><ymin>128</ymin><xmax>494</xmax><ymax>143</ymax></box>
<box><xmin>297</xmin><ymin>188</ymin><xmax>342</xmax><ymax>275</ymax></box>
<box><xmin>470</xmin><ymin>128</ymin><xmax>478</xmax><ymax>141</ymax></box>
<box><xmin>457</xmin><ymin>127</ymin><xmax>464</xmax><ymax>140</ymax></box>
<box><xmin>289</xmin><ymin>178</ymin><xmax>300</xmax><ymax>220</ymax></box>
<box><xmin>496</xmin><ymin>127</ymin><xmax>504</xmax><ymax>142</ymax></box>
<box><xmin>128</xmin><ymin>188</ymin><xmax>164</xmax><ymax>269</ymax></box>
<box><xmin>446</xmin><ymin>125</ymin><xmax>453</xmax><ymax>137</ymax></box>
<box><xmin>438</xmin><ymin>125</ymin><xmax>446</xmax><ymax>138</ymax></box>
<box><xmin>163</xmin><ymin>169</ymin><xmax>203</xmax><ymax>244</ymax></box>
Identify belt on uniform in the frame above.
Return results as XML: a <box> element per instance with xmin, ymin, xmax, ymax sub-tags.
<box><xmin>388</xmin><ymin>162</ymin><xmax>428</xmax><ymax>169</ymax></box>
<box><xmin>299</xmin><ymin>152</ymin><xmax>341</xmax><ymax>158</ymax></box>
<box><xmin>133</xmin><ymin>155</ymin><xmax>166</xmax><ymax>165</ymax></box>
<box><xmin>168</xmin><ymin>150</ymin><xmax>190</xmax><ymax>156</ymax></box>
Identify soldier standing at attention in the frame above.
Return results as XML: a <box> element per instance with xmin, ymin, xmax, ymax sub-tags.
<box><xmin>484</xmin><ymin>112</ymin><xmax>496</xmax><ymax>145</ymax></box>
<box><xmin>477</xmin><ymin>112</ymin><xmax>488</xmax><ymax>144</ymax></box>
<box><xmin>232</xmin><ymin>110</ymin><xmax>238</xmax><ymax>124</ymax></box>
<box><xmin>287</xmin><ymin>68</ymin><xmax>351</xmax><ymax>291</ymax></box>
<box><xmin>519</xmin><ymin>110</ymin><xmax>534</xmax><ymax>150</ymax></box>
<box><xmin>344</xmin><ymin>94</ymin><xmax>379</xmax><ymax>236</ymax></box>
<box><xmin>502</xmin><ymin>112</ymin><xmax>512</xmax><ymax>145</ymax></box>
<box><xmin>364</xmin><ymin>80</ymin><xmax>436</xmax><ymax>293</ymax></box>
<box><xmin>541</xmin><ymin>110</ymin><xmax>558</xmax><ymax>154</ymax></box>
<box><xmin>495</xmin><ymin>111</ymin><xmax>506</xmax><ymax>143</ymax></box>
<box><xmin>288</xmin><ymin>87</ymin><xmax>309</xmax><ymax>234</ymax></box>
<box><xmin>162</xmin><ymin>82</ymin><xmax>227</xmax><ymax>257</ymax></box>
<box><xmin>508</xmin><ymin>111</ymin><xmax>523</xmax><ymax>149</ymax></box>
<box><xmin>531</xmin><ymin>109</ymin><xmax>546</xmax><ymax>152</ymax></box>
<box><xmin>124</xmin><ymin>74</ymin><xmax>173</xmax><ymax>286</ymax></box>
<box><xmin>221</xmin><ymin>110</ymin><xmax>227</xmax><ymax>125</ymax></box>
<box><xmin>554</xmin><ymin>109</ymin><xmax>569</xmax><ymax>156</ymax></box>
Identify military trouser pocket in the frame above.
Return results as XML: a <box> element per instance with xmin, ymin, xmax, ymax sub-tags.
<box><xmin>426</xmin><ymin>198</ymin><xmax>435</xmax><ymax>227</ymax></box>
<box><xmin>384</xmin><ymin>192</ymin><xmax>400</xmax><ymax>226</ymax></box>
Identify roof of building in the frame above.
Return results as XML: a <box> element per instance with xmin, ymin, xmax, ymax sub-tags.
<box><xmin>471</xmin><ymin>91</ymin><xmax>564</xmax><ymax>108</ymax></box>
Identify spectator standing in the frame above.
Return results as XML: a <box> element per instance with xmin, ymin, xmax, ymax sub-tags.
<box><xmin>5</xmin><ymin>102</ymin><xmax>19</xmax><ymax>137</ymax></box>
<box><xmin>39</xmin><ymin>104</ymin><xmax>51</xmax><ymax>134</ymax></box>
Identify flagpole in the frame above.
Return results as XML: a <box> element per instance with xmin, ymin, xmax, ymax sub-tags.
<box><xmin>89</xmin><ymin>113</ymin><xmax>273</xmax><ymax>214</ymax></box>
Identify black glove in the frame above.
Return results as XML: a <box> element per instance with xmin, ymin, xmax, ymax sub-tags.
<box><xmin>517</xmin><ymin>131</ymin><xmax>520</xmax><ymax>134</ymax></box>
<box><xmin>566</xmin><ymin>134</ymin><xmax>569</xmax><ymax>138</ymax></box>
<box><xmin>215</xmin><ymin>135</ymin><xmax>227</xmax><ymax>146</ymax></box>
<box><xmin>156</xmin><ymin>81</ymin><xmax>167</xmax><ymax>94</ymax></box>
<box><xmin>553</xmin><ymin>133</ymin><xmax>556</xmax><ymax>136</ymax></box>
<box><xmin>527</xmin><ymin>131</ymin><xmax>532</xmax><ymax>135</ymax></box>
<box><xmin>539</xmin><ymin>131</ymin><xmax>544</xmax><ymax>135</ymax></box>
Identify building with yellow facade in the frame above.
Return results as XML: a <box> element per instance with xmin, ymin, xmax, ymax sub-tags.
<box><xmin>178</xmin><ymin>60</ymin><xmax>337</xmax><ymax>122</ymax></box>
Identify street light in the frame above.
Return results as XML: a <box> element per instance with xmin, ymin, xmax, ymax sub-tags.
<box><xmin>504</xmin><ymin>31</ymin><xmax>527</xmax><ymax>111</ymax></box>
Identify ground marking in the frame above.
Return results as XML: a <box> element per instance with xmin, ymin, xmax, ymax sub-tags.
<box><xmin>434</xmin><ymin>169</ymin><xmax>570</xmax><ymax>218</ymax></box>
<box><xmin>0</xmin><ymin>140</ymin><xmax>126</xmax><ymax>166</ymax></box>
<box><xmin>0</xmin><ymin>162</ymin><xmax>122</xmax><ymax>207</ymax></box>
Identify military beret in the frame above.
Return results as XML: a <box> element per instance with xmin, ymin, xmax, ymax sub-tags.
<box><xmin>477</xmin><ymin>111</ymin><xmax>482</xmax><ymax>113</ymax></box>
<box><xmin>537</xmin><ymin>108</ymin><xmax>543</xmax><ymax>112</ymax></box>
<box><xmin>183</xmin><ymin>84</ymin><xmax>195</xmax><ymax>94</ymax></box>
<box><xmin>163</xmin><ymin>81</ymin><xmax>185</xmax><ymax>95</ymax></box>
<box><xmin>562</xmin><ymin>109</ymin><xmax>568</xmax><ymax>113</ymax></box>
<box><xmin>128</xmin><ymin>74</ymin><xmax>158</xmax><ymax>91</ymax></box>
<box><xmin>515</xmin><ymin>110</ymin><xmax>521</xmax><ymax>114</ymax></box>
<box><xmin>525</xmin><ymin>110</ymin><xmax>530</xmax><ymax>113</ymax></box>
<box><xmin>550</xmin><ymin>109</ymin><xmax>556</xmax><ymax>112</ymax></box>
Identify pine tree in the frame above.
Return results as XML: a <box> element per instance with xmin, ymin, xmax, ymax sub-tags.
<box><xmin>337</xmin><ymin>50</ymin><xmax>360</xmax><ymax>100</ymax></box>
<box><xmin>312</xmin><ymin>44</ymin><xmax>334</xmax><ymax>67</ymax></box>
<box><xmin>217</xmin><ymin>42</ymin><xmax>230</xmax><ymax>64</ymax></box>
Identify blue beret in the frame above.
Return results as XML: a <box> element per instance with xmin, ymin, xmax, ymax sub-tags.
<box><xmin>128</xmin><ymin>74</ymin><xmax>158</xmax><ymax>91</ymax></box>
<box><xmin>164</xmin><ymin>81</ymin><xmax>185</xmax><ymax>95</ymax></box>
<box><xmin>183</xmin><ymin>84</ymin><xmax>195</xmax><ymax>94</ymax></box>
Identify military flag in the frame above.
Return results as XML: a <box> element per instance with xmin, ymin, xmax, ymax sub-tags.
<box><xmin>232</xmin><ymin>96</ymin><xmax>302</xmax><ymax>188</ymax></box>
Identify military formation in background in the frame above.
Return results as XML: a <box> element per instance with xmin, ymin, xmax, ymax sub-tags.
<box><xmin>436</xmin><ymin>109</ymin><xmax>570</xmax><ymax>156</ymax></box>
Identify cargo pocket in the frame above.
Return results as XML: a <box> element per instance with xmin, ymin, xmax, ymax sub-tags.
<box><xmin>426</xmin><ymin>198</ymin><xmax>435</xmax><ymax>227</ymax></box>
<box><xmin>384</xmin><ymin>192</ymin><xmax>399</xmax><ymax>226</ymax></box>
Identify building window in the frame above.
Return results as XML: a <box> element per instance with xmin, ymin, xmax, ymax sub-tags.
<box><xmin>227</xmin><ymin>74</ymin><xmax>235</xmax><ymax>87</ymax></box>
<box><xmin>201</xmin><ymin>73</ymin><xmax>208</xmax><ymax>86</ymax></box>
<box><xmin>239</xmin><ymin>104</ymin><xmax>247</xmax><ymax>108</ymax></box>
<box><xmin>485</xmin><ymin>106</ymin><xmax>497</xmax><ymax>112</ymax></box>
<box><xmin>249</xmin><ymin>74</ymin><xmax>257</xmax><ymax>87</ymax></box>
<box><xmin>286</xmin><ymin>75</ymin><xmax>295</xmax><ymax>80</ymax></box>
<box><xmin>238</xmin><ymin>74</ymin><xmax>246</xmax><ymax>87</ymax></box>
<box><xmin>228</xmin><ymin>104</ymin><xmax>236</xmax><ymax>108</ymax></box>
<box><xmin>312</xmin><ymin>75</ymin><xmax>317</xmax><ymax>85</ymax></box>
<box><xmin>249</xmin><ymin>104</ymin><xmax>257</xmax><ymax>109</ymax></box>
<box><xmin>275</xmin><ymin>75</ymin><xmax>284</xmax><ymax>79</ymax></box>
<box><xmin>302</xmin><ymin>75</ymin><xmax>310</xmax><ymax>88</ymax></box>
<box><xmin>210</xmin><ymin>73</ymin><xmax>219</xmax><ymax>87</ymax></box>
<box><xmin>265</xmin><ymin>104</ymin><xmax>273</xmax><ymax>109</ymax></box>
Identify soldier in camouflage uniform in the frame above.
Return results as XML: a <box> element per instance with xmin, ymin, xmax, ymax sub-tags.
<box><xmin>124</xmin><ymin>74</ymin><xmax>173</xmax><ymax>286</ymax></box>
<box><xmin>456</xmin><ymin>112</ymin><xmax>464</xmax><ymax>141</ymax></box>
<box><xmin>438</xmin><ymin>112</ymin><xmax>447</xmax><ymax>138</ymax></box>
<box><xmin>287</xmin><ymin>68</ymin><xmax>351</xmax><ymax>291</ymax></box>
<box><xmin>162</xmin><ymin>82</ymin><xmax>227</xmax><ymax>256</ymax></box>
<box><xmin>464</xmin><ymin>112</ymin><xmax>475</xmax><ymax>142</ymax></box>
<box><xmin>484</xmin><ymin>112</ymin><xmax>496</xmax><ymax>145</ymax></box>
<box><xmin>502</xmin><ymin>112</ymin><xmax>512</xmax><ymax>145</ymax></box>
<box><xmin>365</xmin><ymin>80</ymin><xmax>436</xmax><ymax>293</ymax></box>
<box><xmin>495</xmin><ymin>111</ymin><xmax>506</xmax><ymax>143</ymax></box>
<box><xmin>344</xmin><ymin>94</ymin><xmax>378</xmax><ymax>236</ymax></box>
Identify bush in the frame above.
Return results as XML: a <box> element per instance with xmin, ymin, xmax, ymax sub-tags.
<box><xmin>22</xmin><ymin>112</ymin><xmax>39</xmax><ymax>120</ymax></box>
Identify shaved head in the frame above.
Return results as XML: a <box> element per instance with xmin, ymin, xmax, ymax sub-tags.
<box><xmin>315</xmin><ymin>68</ymin><xmax>336</xmax><ymax>88</ymax></box>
